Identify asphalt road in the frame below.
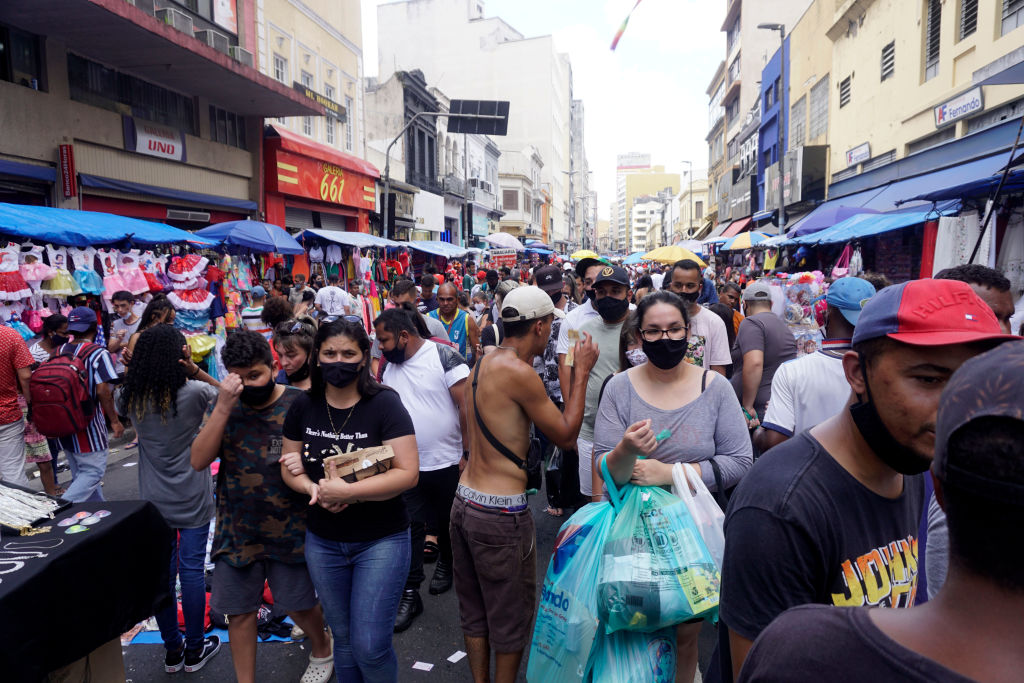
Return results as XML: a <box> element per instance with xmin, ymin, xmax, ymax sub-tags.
<box><xmin>33</xmin><ymin>440</ymin><xmax>717</xmax><ymax>681</ymax></box>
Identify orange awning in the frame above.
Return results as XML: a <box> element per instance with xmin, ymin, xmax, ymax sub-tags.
<box><xmin>721</xmin><ymin>216</ymin><xmax>752</xmax><ymax>238</ymax></box>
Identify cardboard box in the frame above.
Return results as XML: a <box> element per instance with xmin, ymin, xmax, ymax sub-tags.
<box><xmin>323</xmin><ymin>445</ymin><xmax>395</xmax><ymax>483</ymax></box>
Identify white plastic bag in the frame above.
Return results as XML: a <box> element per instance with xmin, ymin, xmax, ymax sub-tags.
<box><xmin>672</xmin><ymin>463</ymin><xmax>726</xmax><ymax>569</ymax></box>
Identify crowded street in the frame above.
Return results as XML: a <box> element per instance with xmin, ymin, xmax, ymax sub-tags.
<box><xmin>2</xmin><ymin>1</ymin><xmax>1024</xmax><ymax>683</ymax></box>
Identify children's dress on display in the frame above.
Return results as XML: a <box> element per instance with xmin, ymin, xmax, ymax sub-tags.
<box><xmin>19</xmin><ymin>245</ymin><xmax>55</xmax><ymax>288</ymax></box>
<box><xmin>0</xmin><ymin>245</ymin><xmax>32</xmax><ymax>301</ymax></box>
<box><xmin>118</xmin><ymin>250</ymin><xmax>150</xmax><ymax>295</ymax></box>
<box><xmin>69</xmin><ymin>247</ymin><xmax>105</xmax><ymax>295</ymax></box>
<box><xmin>97</xmin><ymin>249</ymin><xmax>128</xmax><ymax>299</ymax></box>
<box><xmin>43</xmin><ymin>245</ymin><xmax>78</xmax><ymax>296</ymax></box>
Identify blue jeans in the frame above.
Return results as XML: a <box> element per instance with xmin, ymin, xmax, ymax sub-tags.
<box><xmin>155</xmin><ymin>525</ymin><xmax>209</xmax><ymax>651</ymax></box>
<box><xmin>305</xmin><ymin>528</ymin><xmax>411</xmax><ymax>683</ymax></box>
<box><xmin>63</xmin><ymin>449</ymin><xmax>107</xmax><ymax>502</ymax></box>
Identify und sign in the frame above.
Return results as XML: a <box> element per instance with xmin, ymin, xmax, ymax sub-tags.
<box><xmin>934</xmin><ymin>87</ymin><xmax>983</xmax><ymax>128</ymax></box>
<box><xmin>123</xmin><ymin>116</ymin><xmax>187</xmax><ymax>162</ymax></box>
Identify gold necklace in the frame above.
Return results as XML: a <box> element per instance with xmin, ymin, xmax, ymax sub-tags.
<box><xmin>325</xmin><ymin>397</ymin><xmax>358</xmax><ymax>436</ymax></box>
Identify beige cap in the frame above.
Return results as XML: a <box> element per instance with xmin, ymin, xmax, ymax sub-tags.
<box><xmin>501</xmin><ymin>286</ymin><xmax>566</xmax><ymax>322</ymax></box>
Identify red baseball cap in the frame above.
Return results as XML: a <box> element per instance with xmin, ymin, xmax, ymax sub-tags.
<box><xmin>852</xmin><ymin>279</ymin><xmax>1017</xmax><ymax>347</ymax></box>
<box><xmin>476</xmin><ymin>270</ymin><xmax>487</xmax><ymax>281</ymax></box>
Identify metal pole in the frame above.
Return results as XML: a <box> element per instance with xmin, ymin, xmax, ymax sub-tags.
<box><xmin>464</xmin><ymin>132</ymin><xmax>470</xmax><ymax>247</ymax></box>
<box><xmin>968</xmin><ymin>113</ymin><xmax>1024</xmax><ymax>263</ymax></box>
<box><xmin>778</xmin><ymin>27</ymin><xmax>787</xmax><ymax>230</ymax></box>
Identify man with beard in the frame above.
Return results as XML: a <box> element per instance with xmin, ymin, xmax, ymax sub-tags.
<box><xmin>717</xmin><ymin>279</ymin><xmax>1016</xmax><ymax>682</ymax></box>
<box><xmin>664</xmin><ymin>259</ymin><xmax>731</xmax><ymax>375</ymax></box>
<box><xmin>555</xmin><ymin>257</ymin><xmax>605</xmax><ymax>401</ymax></box>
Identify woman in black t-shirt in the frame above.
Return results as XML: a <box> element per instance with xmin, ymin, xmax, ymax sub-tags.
<box><xmin>280</xmin><ymin>318</ymin><xmax>418</xmax><ymax>682</ymax></box>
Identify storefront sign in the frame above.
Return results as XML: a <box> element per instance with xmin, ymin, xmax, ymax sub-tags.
<box><xmin>393</xmin><ymin>190</ymin><xmax>414</xmax><ymax>219</ymax></box>
<box><xmin>414</xmin><ymin>190</ymin><xmax>444</xmax><ymax>232</ymax></box>
<box><xmin>123</xmin><ymin>117</ymin><xmax>186</xmax><ymax>162</ymax></box>
<box><xmin>268</xmin><ymin>149</ymin><xmax>375</xmax><ymax>211</ymax></box>
<box><xmin>472</xmin><ymin>211</ymin><xmax>490</xmax><ymax>237</ymax></box>
<box><xmin>293</xmin><ymin>83</ymin><xmax>346</xmax><ymax>121</ymax></box>
<box><xmin>490</xmin><ymin>248</ymin><xmax>517</xmax><ymax>268</ymax></box>
<box><xmin>213</xmin><ymin>0</ymin><xmax>238</xmax><ymax>33</ymax></box>
<box><xmin>934</xmin><ymin>87</ymin><xmax>983</xmax><ymax>127</ymax></box>
<box><xmin>845</xmin><ymin>142</ymin><xmax>871</xmax><ymax>167</ymax></box>
<box><xmin>58</xmin><ymin>144</ymin><xmax>76</xmax><ymax>198</ymax></box>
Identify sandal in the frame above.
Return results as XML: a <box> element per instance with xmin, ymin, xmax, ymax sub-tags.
<box><xmin>301</xmin><ymin>649</ymin><xmax>334</xmax><ymax>683</ymax></box>
<box><xmin>544</xmin><ymin>507</ymin><xmax>564</xmax><ymax>517</ymax></box>
<box><xmin>423</xmin><ymin>540</ymin><xmax>440</xmax><ymax>564</ymax></box>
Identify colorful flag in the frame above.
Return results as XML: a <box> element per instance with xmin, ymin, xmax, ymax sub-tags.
<box><xmin>610</xmin><ymin>0</ymin><xmax>644</xmax><ymax>51</ymax></box>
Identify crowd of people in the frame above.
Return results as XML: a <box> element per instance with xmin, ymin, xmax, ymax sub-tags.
<box><xmin>1</xmin><ymin>247</ymin><xmax>1022</xmax><ymax>683</ymax></box>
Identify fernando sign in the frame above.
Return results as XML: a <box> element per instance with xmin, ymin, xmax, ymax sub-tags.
<box><xmin>934</xmin><ymin>87</ymin><xmax>983</xmax><ymax>128</ymax></box>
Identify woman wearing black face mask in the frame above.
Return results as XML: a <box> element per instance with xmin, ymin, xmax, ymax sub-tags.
<box><xmin>592</xmin><ymin>290</ymin><xmax>753</xmax><ymax>683</ymax></box>
<box><xmin>279</xmin><ymin>319</ymin><xmax>419</xmax><ymax>682</ymax></box>
<box><xmin>273</xmin><ymin>319</ymin><xmax>315</xmax><ymax>390</ymax></box>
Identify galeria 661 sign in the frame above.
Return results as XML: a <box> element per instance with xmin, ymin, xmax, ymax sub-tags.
<box><xmin>319</xmin><ymin>162</ymin><xmax>346</xmax><ymax>203</ymax></box>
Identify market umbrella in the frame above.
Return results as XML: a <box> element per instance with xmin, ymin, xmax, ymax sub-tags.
<box><xmin>195</xmin><ymin>219</ymin><xmax>304</xmax><ymax>255</ymax></box>
<box><xmin>674</xmin><ymin>239</ymin><xmax>704</xmax><ymax>253</ymax></box>
<box><xmin>483</xmin><ymin>232</ymin><xmax>525</xmax><ymax>251</ymax></box>
<box><xmin>642</xmin><ymin>244</ymin><xmax>706</xmax><ymax>267</ymax></box>
<box><xmin>622</xmin><ymin>251</ymin><xmax>646</xmax><ymax>265</ymax></box>
<box><xmin>721</xmin><ymin>231</ymin><xmax>771</xmax><ymax>251</ymax></box>
<box><xmin>525</xmin><ymin>239</ymin><xmax>551</xmax><ymax>249</ymax></box>
<box><xmin>570</xmin><ymin>249</ymin><xmax>600</xmax><ymax>261</ymax></box>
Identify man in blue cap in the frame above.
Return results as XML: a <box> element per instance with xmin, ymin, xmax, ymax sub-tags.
<box><xmin>59</xmin><ymin>306</ymin><xmax>123</xmax><ymax>502</ymax></box>
<box><xmin>755</xmin><ymin>276</ymin><xmax>877</xmax><ymax>452</ymax></box>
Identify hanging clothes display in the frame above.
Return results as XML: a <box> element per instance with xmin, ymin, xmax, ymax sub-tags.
<box><xmin>42</xmin><ymin>245</ymin><xmax>77</xmax><ymax>296</ymax></box>
<box><xmin>996</xmin><ymin>210</ymin><xmax>1024</xmax><ymax>298</ymax></box>
<box><xmin>0</xmin><ymin>244</ymin><xmax>33</xmax><ymax>301</ymax></box>
<box><xmin>117</xmin><ymin>250</ymin><xmax>150</xmax><ymax>296</ymax></box>
<box><xmin>932</xmin><ymin>210</ymin><xmax>993</xmax><ymax>275</ymax></box>
<box><xmin>68</xmin><ymin>246</ymin><xmax>105</xmax><ymax>295</ymax></box>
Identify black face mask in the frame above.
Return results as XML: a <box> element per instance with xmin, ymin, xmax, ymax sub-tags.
<box><xmin>677</xmin><ymin>289</ymin><xmax>700</xmax><ymax>305</ymax></box>
<box><xmin>582</xmin><ymin>289</ymin><xmax>594</xmax><ymax>304</ymax></box>
<box><xmin>594</xmin><ymin>296</ymin><xmax>628</xmax><ymax>322</ymax></box>
<box><xmin>240</xmin><ymin>378</ymin><xmax>276</xmax><ymax>406</ymax></box>
<box><xmin>549</xmin><ymin>291</ymin><xmax>564</xmax><ymax>305</ymax></box>
<box><xmin>382</xmin><ymin>338</ymin><xmax>407</xmax><ymax>364</ymax></box>
<box><xmin>849</xmin><ymin>358</ymin><xmax>932</xmax><ymax>475</ymax></box>
<box><xmin>642</xmin><ymin>338</ymin><xmax>689</xmax><ymax>370</ymax></box>
<box><xmin>320</xmin><ymin>360</ymin><xmax>363</xmax><ymax>388</ymax></box>
<box><xmin>51</xmin><ymin>334</ymin><xmax>70</xmax><ymax>347</ymax></box>
<box><xmin>286</xmin><ymin>363</ymin><xmax>311</xmax><ymax>383</ymax></box>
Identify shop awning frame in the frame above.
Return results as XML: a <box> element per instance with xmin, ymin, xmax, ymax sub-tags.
<box><xmin>720</xmin><ymin>217</ymin><xmax>752</xmax><ymax>239</ymax></box>
<box><xmin>406</xmin><ymin>240</ymin><xmax>469</xmax><ymax>258</ymax></box>
<box><xmin>782</xmin><ymin>205</ymin><xmax>959</xmax><ymax>246</ymax></box>
<box><xmin>266</xmin><ymin>125</ymin><xmax>379</xmax><ymax>179</ymax></box>
<box><xmin>296</xmin><ymin>228</ymin><xmax>401</xmax><ymax>249</ymax></box>
<box><xmin>79</xmin><ymin>173</ymin><xmax>257</xmax><ymax>211</ymax></box>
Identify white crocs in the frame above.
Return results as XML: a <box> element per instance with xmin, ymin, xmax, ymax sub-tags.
<box><xmin>301</xmin><ymin>650</ymin><xmax>334</xmax><ymax>683</ymax></box>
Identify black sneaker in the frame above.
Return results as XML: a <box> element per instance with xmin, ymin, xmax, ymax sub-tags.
<box><xmin>164</xmin><ymin>643</ymin><xmax>185</xmax><ymax>673</ymax></box>
<box><xmin>429</xmin><ymin>560</ymin><xmax>453</xmax><ymax>595</ymax></box>
<box><xmin>184</xmin><ymin>635</ymin><xmax>221</xmax><ymax>673</ymax></box>
<box><xmin>393</xmin><ymin>589</ymin><xmax>423</xmax><ymax>633</ymax></box>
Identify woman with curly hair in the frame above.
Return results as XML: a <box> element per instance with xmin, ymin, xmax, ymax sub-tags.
<box><xmin>117</xmin><ymin>324</ymin><xmax>222</xmax><ymax>672</ymax></box>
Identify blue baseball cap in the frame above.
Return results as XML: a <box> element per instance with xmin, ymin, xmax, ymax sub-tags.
<box><xmin>67</xmin><ymin>306</ymin><xmax>97</xmax><ymax>332</ymax></box>
<box><xmin>826</xmin><ymin>277</ymin><xmax>877</xmax><ymax>325</ymax></box>
<box><xmin>251</xmin><ymin>285</ymin><xmax>267</xmax><ymax>298</ymax></box>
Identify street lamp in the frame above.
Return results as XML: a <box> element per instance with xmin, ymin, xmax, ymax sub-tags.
<box><xmin>680</xmin><ymin>160</ymin><xmax>693</xmax><ymax>240</ymax></box>
<box><xmin>758</xmin><ymin>22</ymin><xmax>786</xmax><ymax>230</ymax></box>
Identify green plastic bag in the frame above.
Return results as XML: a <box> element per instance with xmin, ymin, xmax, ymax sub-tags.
<box><xmin>587</xmin><ymin>626</ymin><xmax>676</xmax><ymax>683</ymax></box>
<box><xmin>597</xmin><ymin>458</ymin><xmax>721</xmax><ymax>633</ymax></box>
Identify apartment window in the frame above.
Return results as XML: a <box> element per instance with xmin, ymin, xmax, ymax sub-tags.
<box><xmin>924</xmin><ymin>0</ymin><xmax>941</xmax><ymax>81</ymax></box>
<box><xmin>502</xmin><ymin>189</ymin><xmax>518</xmax><ymax>211</ymax></box>
<box><xmin>695</xmin><ymin>201</ymin><xmax>703</xmax><ymax>220</ymax></box>
<box><xmin>808</xmin><ymin>75</ymin><xmax>829</xmax><ymax>139</ymax></box>
<box><xmin>839</xmin><ymin>76</ymin><xmax>851</xmax><ymax>108</ymax></box>
<box><xmin>0</xmin><ymin>24</ymin><xmax>44</xmax><ymax>90</ymax></box>
<box><xmin>789</xmin><ymin>95</ymin><xmax>806</xmax><ymax>148</ymax></box>
<box><xmin>68</xmin><ymin>53</ymin><xmax>197</xmax><ymax>134</ymax></box>
<box><xmin>209</xmin><ymin>106</ymin><xmax>247</xmax><ymax>149</ymax></box>
<box><xmin>273</xmin><ymin>54</ymin><xmax>287</xmax><ymax>83</ymax></box>
<box><xmin>324</xmin><ymin>118</ymin><xmax>335</xmax><ymax>145</ymax></box>
<box><xmin>1003</xmin><ymin>0</ymin><xmax>1024</xmax><ymax>35</ymax></box>
<box><xmin>764</xmin><ymin>85</ymin><xmax>774</xmax><ymax>110</ymax></box>
<box><xmin>959</xmin><ymin>0</ymin><xmax>978</xmax><ymax>39</ymax></box>
<box><xmin>344</xmin><ymin>96</ymin><xmax>353</xmax><ymax>151</ymax></box>
<box><xmin>881</xmin><ymin>41</ymin><xmax>895</xmax><ymax>81</ymax></box>
<box><xmin>303</xmin><ymin>116</ymin><xmax>313</xmax><ymax>137</ymax></box>
<box><xmin>300</xmin><ymin>70</ymin><xmax>313</xmax><ymax>88</ymax></box>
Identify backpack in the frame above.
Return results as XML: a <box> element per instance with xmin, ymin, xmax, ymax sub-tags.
<box><xmin>29</xmin><ymin>342</ymin><xmax>101</xmax><ymax>438</ymax></box>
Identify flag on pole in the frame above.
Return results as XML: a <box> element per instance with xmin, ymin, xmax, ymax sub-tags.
<box><xmin>610</xmin><ymin>0</ymin><xmax>644</xmax><ymax>50</ymax></box>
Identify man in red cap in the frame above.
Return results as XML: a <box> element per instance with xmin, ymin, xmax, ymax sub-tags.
<box><xmin>716</xmin><ymin>279</ymin><xmax>1016</xmax><ymax>681</ymax></box>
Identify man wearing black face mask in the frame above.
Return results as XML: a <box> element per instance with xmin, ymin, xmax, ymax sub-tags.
<box><xmin>715</xmin><ymin>279</ymin><xmax>1016</xmax><ymax>683</ymax></box>
<box><xmin>577</xmin><ymin>265</ymin><xmax>632</xmax><ymax>499</ymax></box>
<box><xmin>555</xmin><ymin>257</ymin><xmax>606</xmax><ymax>404</ymax></box>
<box><xmin>665</xmin><ymin>259</ymin><xmax>731</xmax><ymax>376</ymax></box>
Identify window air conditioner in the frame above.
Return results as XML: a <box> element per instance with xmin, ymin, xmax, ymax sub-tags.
<box><xmin>166</xmin><ymin>209</ymin><xmax>211</xmax><ymax>223</ymax></box>
<box><xmin>229</xmin><ymin>46</ymin><xmax>254</xmax><ymax>67</ymax></box>
<box><xmin>155</xmin><ymin>8</ymin><xmax>194</xmax><ymax>35</ymax></box>
<box><xmin>194</xmin><ymin>29</ymin><xmax>230</xmax><ymax>54</ymax></box>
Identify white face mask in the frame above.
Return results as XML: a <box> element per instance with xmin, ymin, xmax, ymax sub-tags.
<box><xmin>473</xmin><ymin>303</ymin><xmax>485</xmax><ymax>312</ymax></box>
<box><xmin>626</xmin><ymin>348</ymin><xmax>649</xmax><ymax>367</ymax></box>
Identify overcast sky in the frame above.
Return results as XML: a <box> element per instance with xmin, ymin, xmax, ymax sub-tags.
<box><xmin>361</xmin><ymin>0</ymin><xmax>725</xmax><ymax>219</ymax></box>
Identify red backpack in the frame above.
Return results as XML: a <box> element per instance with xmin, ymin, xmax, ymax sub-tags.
<box><xmin>29</xmin><ymin>342</ymin><xmax>101</xmax><ymax>438</ymax></box>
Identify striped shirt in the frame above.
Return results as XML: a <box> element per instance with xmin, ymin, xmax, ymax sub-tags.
<box><xmin>55</xmin><ymin>343</ymin><xmax>119</xmax><ymax>454</ymax></box>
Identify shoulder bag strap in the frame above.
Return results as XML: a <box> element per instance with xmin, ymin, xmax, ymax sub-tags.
<box><xmin>471</xmin><ymin>359</ymin><xmax>526</xmax><ymax>470</ymax></box>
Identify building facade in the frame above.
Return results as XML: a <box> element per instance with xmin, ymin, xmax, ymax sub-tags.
<box><xmin>676</xmin><ymin>177</ymin><xmax>710</xmax><ymax>240</ymax></box>
<box><xmin>0</xmin><ymin>0</ymin><xmax>319</xmax><ymax>224</ymax></box>
<box><xmin>497</xmin><ymin>146</ymin><xmax>545</xmax><ymax>241</ymax></box>
<box><xmin>705</xmin><ymin>60</ymin><xmax>727</xmax><ymax>234</ymax></box>
<box><xmin>613</xmin><ymin>156</ymin><xmax>679</xmax><ymax>252</ymax></box>
<box><xmin>376</xmin><ymin>0</ymin><xmax>575</xmax><ymax>243</ymax></box>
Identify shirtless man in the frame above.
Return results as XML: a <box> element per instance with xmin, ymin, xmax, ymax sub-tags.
<box><xmin>451</xmin><ymin>286</ymin><xmax>597</xmax><ymax>683</ymax></box>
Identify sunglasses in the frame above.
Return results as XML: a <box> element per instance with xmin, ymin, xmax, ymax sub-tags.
<box><xmin>322</xmin><ymin>315</ymin><xmax>363</xmax><ymax>324</ymax></box>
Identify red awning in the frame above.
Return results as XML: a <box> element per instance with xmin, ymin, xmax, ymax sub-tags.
<box><xmin>266</xmin><ymin>125</ymin><xmax>380</xmax><ymax>179</ymax></box>
<box><xmin>721</xmin><ymin>216</ymin><xmax>752</xmax><ymax>238</ymax></box>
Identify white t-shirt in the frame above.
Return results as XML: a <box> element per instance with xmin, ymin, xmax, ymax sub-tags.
<box><xmin>761</xmin><ymin>350</ymin><xmax>852</xmax><ymax>437</ymax></box>
<box><xmin>651</xmin><ymin>273</ymin><xmax>665</xmax><ymax>290</ymax></box>
<box><xmin>684</xmin><ymin>306</ymin><xmax>732</xmax><ymax>369</ymax></box>
<box><xmin>314</xmin><ymin>286</ymin><xmax>354</xmax><ymax>316</ymax></box>
<box><xmin>382</xmin><ymin>340</ymin><xmax>469</xmax><ymax>471</ymax></box>
<box><xmin>556</xmin><ymin>299</ymin><xmax>598</xmax><ymax>356</ymax></box>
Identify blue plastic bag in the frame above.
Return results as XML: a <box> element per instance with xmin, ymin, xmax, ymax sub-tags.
<box><xmin>587</xmin><ymin>626</ymin><xmax>676</xmax><ymax>683</ymax></box>
<box><xmin>527</xmin><ymin>501</ymin><xmax>616</xmax><ymax>682</ymax></box>
<box><xmin>597</xmin><ymin>458</ymin><xmax>721</xmax><ymax>633</ymax></box>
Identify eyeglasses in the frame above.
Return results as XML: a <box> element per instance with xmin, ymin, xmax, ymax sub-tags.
<box><xmin>322</xmin><ymin>315</ymin><xmax>363</xmax><ymax>324</ymax></box>
<box><xmin>639</xmin><ymin>326</ymin><xmax>689</xmax><ymax>342</ymax></box>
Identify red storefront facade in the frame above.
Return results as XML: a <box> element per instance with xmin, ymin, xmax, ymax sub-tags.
<box><xmin>264</xmin><ymin>125</ymin><xmax>379</xmax><ymax>234</ymax></box>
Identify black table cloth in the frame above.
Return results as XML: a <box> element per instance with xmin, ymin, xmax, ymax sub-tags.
<box><xmin>0</xmin><ymin>500</ymin><xmax>172</xmax><ymax>681</ymax></box>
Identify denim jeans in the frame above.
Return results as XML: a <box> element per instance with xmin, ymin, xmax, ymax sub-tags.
<box><xmin>155</xmin><ymin>525</ymin><xmax>209</xmax><ymax>651</ymax></box>
<box><xmin>305</xmin><ymin>528</ymin><xmax>411</xmax><ymax>683</ymax></box>
<box><xmin>0</xmin><ymin>418</ymin><xmax>28</xmax><ymax>488</ymax></box>
<box><xmin>63</xmin><ymin>449</ymin><xmax>108</xmax><ymax>502</ymax></box>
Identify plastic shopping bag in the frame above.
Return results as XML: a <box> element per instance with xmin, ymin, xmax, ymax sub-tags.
<box><xmin>598</xmin><ymin>459</ymin><xmax>721</xmax><ymax>633</ymax></box>
<box><xmin>528</xmin><ymin>501</ymin><xmax>616</xmax><ymax>682</ymax></box>
<box><xmin>672</xmin><ymin>463</ymin><xmax>726</xmax><ymax>569</ymax></box>
<box><xmin>587</xmin><ymin>626</ymin><xmax>676</xmax><ymax>683</ymax></box>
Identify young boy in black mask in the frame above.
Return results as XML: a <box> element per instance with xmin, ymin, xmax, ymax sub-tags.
<box><xmin>716</xmin><ymin>279</ymin><xmax>1016</xmax><ymax>682</ymax></box>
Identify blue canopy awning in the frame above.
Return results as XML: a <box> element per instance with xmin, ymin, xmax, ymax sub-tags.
<box><xmin>196</xmin><ymin>219</ymin><xmax>304</xmax><ymax>254</ymax></box>
<box><xmin>296</xmin><ymin>228</ymin><xmax>401</xmax><ymax>249</ymax></box>
<box><xmin>0</xmin><ymin>202</ymin><xmax>214</xmax><ymax>246</ymax></box>
<box><xmin>899</xmin><ymin>168</ymin><xmax>1024</xmax><ymax>204</ymax></box>
<box><xmin>785</xmin><ymin>206</ymin><xmax>958</xmax><ymax>246</ymax></box>
<box><xmin>851</xmin><ymin>152</ymin><xmax>1009</xmax><ymax>212</ymax></box>
<box><xmin>79</xmin><ymin>173</ymin><xmax>257</xmax><ymax>211</ymax></box>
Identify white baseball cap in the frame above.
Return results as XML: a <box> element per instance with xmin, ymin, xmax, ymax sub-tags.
<box><xmin>501</xmin><ymin>286</ymin><xmax>566</xmax><ymax>322</ymax></box>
